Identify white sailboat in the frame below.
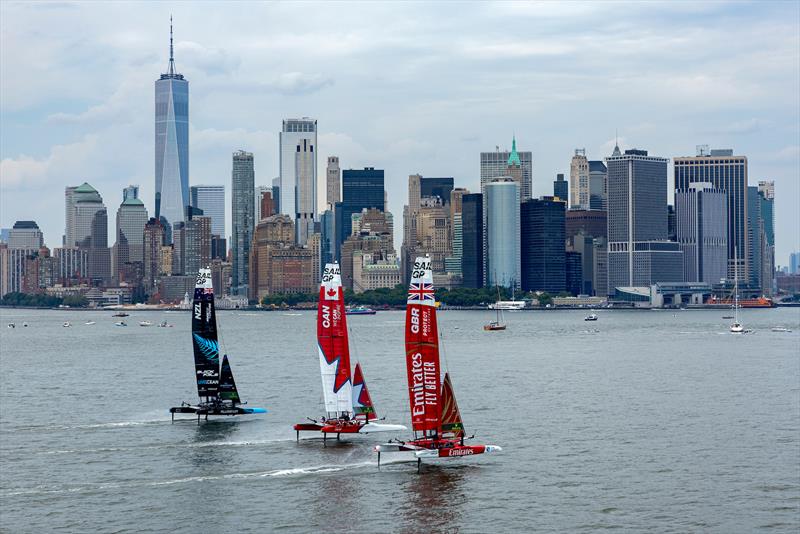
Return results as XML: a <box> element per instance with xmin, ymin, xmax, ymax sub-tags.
<box><xmin>730</xmin><ymin>248</ymin><xmax>745</xmax><ymax>334</ymax></box>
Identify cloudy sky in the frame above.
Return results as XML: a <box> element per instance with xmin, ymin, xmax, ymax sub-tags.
<box><xmin>1</xmin><ymin>1</ymin><xmax>798</xmax><ymax>262</ymax></box>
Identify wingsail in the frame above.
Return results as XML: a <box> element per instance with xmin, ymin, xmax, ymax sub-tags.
<box><xmin>440</xmin><ymin>373</ymin><xmax>464</xmax><ymax>438</ymax></box>
<box><xmin>192</xmin><ymin>268</ymin><xmax>220</xmax><ymax>400</ymax></box>
<box><xmin>317</xmin><ymin>263</ymin><xmax>353</xmax><ymax>416</ymax></box>
<box><xmin>218</xmin><ymin>354</ymin><xmax>241</xmax><ymax>404</ymax></box>
<box><xmin>352</xmin><ymin>363</ymin><xmax>377</xmax><ymax>421</ymax></box>
<box><xmin>404</xmin><ymin>256</ymin><xmax>441</xmax><ymax>434</ymax></box>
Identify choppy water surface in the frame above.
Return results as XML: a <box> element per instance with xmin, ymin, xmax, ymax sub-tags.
<box><xmin>1</xmin><ymin>307</ymin><xmax>798</xmax><ymax>532</ymax></box>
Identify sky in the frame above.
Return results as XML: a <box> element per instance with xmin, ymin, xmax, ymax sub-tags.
<box><xmin>1</xmin><ymin>1</ymin><xmax>798</xmax><ymax>264</ymax></box>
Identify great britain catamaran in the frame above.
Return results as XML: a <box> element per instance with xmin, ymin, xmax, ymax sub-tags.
<box><xmin>293</xmin><ymin>263</ymin><xmax>406</xmax><ymax>442</ymax></box>
<box><xmin>170</xmin><ymin>268</ymin><xmax>266</xmax><ymax>423</ymax></box>
<box><xmin>375</xmin><ymin>256</ymin><xmax>501</xmax><ymax>469</ymax></box>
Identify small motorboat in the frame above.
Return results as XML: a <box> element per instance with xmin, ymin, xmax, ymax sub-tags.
<box><xmin>771</xmin><ymin>326</ymin><xmax>792</xmax><ymax>333</ymax></box>
<box><xmin>114</xmin><ymin>321</ymin><xmax>127</xmax><ymax>327</ymax></box>
<box><xmin>483</xmin><ymin>321</ymin><xmax>506</xmax><ymax>331</ymax></box>
<box><xmin>345</xmin><ymin>306</ymin><xmax>377</xmax><ymax>316</ymax></box>
<box><xmin>722</xmin><ymin>315</ymin><xmax>734</xmax><ymax>319</ymax></box>
<box><xmin>113</xmin><ymin>312</ymin><xmax>129</xmax><ymax>317</ymax></box>
<box><xmin>63</xmin><ymin>322</ymin><xmax>72</xmax><ymax>327</ymax></box>
<box><xmin>7</xmin><ymin>323</ymin><xmax>15</xmax><ymax>328</ymax></box>
<box><xmin>158</xmin><ymin>320</ymin><xmax>172</xmax><ymax>328</ymax></box>
<box><xmin>85</xmin><ymin>321</ymin><xmax>96</xmax><ymax>325</ymax></box>
<box><xmin>22</xmin><ymin>322</ymin><xmax>28</xmax><ymax>327</ymax></box>
<box><xmin>584</xmin><ymin>313</ymin><xmax>598</xmax><ymax>321</ymax></box>
<box><xmin>139</xmin><ymin>321</ymin><xmax>153</xmax><ymax>327</ymax></box>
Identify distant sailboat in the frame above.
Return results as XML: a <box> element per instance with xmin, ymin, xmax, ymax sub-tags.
<box><xmin>293</xmin><ymin>263</ymin><xmax>405</xmax><ymax>441</ymax></box>
<box><xmin>375</xmin><ymin>256</ymin><xmax>501</xmax><ymax>469</ymax></box>
<box><xmin>730</xmin><ymin>248</ymin><xmax>746</xmax><ymax>334</ymax></box>
<box><xmin>484</xmin><ymin>283</ymin><xmax>506</xmax><ymax>331</ymax></box>
<box><xmin>170</xmin><ymin>268</ymin><xmax>266</xmax><ymax>422</ymax></box>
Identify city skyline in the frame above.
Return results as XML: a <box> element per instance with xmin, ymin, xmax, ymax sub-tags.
<box><xmin>1</xmin><ymin>2</ymin><xmax>798</xmax><ymax>264</ymax></box>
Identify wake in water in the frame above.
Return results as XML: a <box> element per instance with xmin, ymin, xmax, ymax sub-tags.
<box><xmin>2</xmin><ymin>461</ymin><xmax>377</xmax><ymax>497</ymax></box>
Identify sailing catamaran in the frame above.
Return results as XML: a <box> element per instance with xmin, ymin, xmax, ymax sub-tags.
<box><xmin>375</xmin><ymin>256</ymin><xmax>501</xmax><ymax>469</ymax></box>
<box><xmin>293</xmin><ymin>263</ymin><xmax>405</xmax><ymax>441</ymax></box>
<box><xmin>170</xmin><ymin>268</ymin><xmax>266</xmax><ymax>423</ymax></box>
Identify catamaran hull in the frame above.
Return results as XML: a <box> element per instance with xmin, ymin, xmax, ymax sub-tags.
<box><xmin>170</xmin><ymin>405</ymin><xmax>266</xmax><ymax>416</ymax></box>
<box><xmin>294</xmin><ymin>421</ymin><xmax>406</xmax><ymax>435</ymax></box>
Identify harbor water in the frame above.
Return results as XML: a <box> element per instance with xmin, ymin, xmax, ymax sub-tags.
<box><xmin>1</xmin><ymin>308</ymin><xmax>798</xmax><ymax>532</ymax></box>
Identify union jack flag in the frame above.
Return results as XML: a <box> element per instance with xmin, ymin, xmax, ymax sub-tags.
<box><xmin>408</xmin><ymin>282</ymin><xmax>435</xmax><ymax>302</ymax></box>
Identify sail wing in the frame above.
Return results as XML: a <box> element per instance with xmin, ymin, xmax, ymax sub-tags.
<box><xmin>404</xmin><ymin>256</ymin><xmax>442</xmax><ymax>433</ymax></box>
<box><xmin>352</xmin><ymin>363</ymin><xmax>377</xmax><ymax>421</ymax></box>
<box><xmin>192</xmin><ymin>268</ymin><xmax>219</xmax><ymax>399</ymax></box>
<box><xmin>440</xmin><ymin>373</ymin><xmax>464</xmax><ymax>438</ymax></box>
<box><xmin>218</xmin><ymin>354</ymin><xmax>241</xmax><ymax>404</ymax></box>
<box><xmin>317</xmin><ymin>263</ymin><xmax>353</xmax><ymax>415</ymax></box>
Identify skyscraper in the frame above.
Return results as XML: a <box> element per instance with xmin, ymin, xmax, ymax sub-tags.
<box><xmin>231</xmin><ymin>150</ymin><xmax>255</xmax><ymax>296</ymax></box>
<box><xmin>675</xmin><ymin>183</ymin><xmax>727</xmax><ymax>284</ymax></box>
<box><xmin>588</xmin><ymin>160</ymin><xmax>607</xmax><ymax>210</ymax></box>
<box><xmin>570</xmin><ymin>149</ymin><xmax>589</xmax><ymax>209</ymax></box>
<box><xmin>746</xmin><ymin>186</ymin><xmax>762</xmax><ymax>290</ymax></box>
<box><xmin>279</xmin><ymin>118</ymin><xmax>317</xmax><ymax>223</ymax></box>
<box><xmin>485</xmin><ymin>179</ymin><xmax>520</xmax><ymax>289</ymax></box>
<box><xmin>521</xmin><ymin>197</ymin><xmax>566</xmax><ymax>293</ymax></box>
<box><xmin>295</xmin><ymin>137</ymin><xmax>316</xmax><ymax>244</ymax></box>
<box><xmin>420</xmin><ymin>177</ymin><xmax>454</xmax><ymax>204</ymax></box>
<box><xmin>480</xmin><ymin>136</ymin><xmax>533</xmax><ymax>201</ymax></box>
<box><xmin>674</xmin><ymin>148</ymin><xmax>748</xmax><ymax>281</ymax></box>
<box><xmin>154</xmin><ymin>18</ymin><xmax>189</xmax><ymax>235</ymax></box>
<box><xmin>271</xmin><ymin>177</ymin><xmax>281</xmax><ymax>215</ymax></box>
<box><xmin>184</xmin><ymin>210</ymin><xmax>211</xmax><ymax>278</ymax></box>
<box><xmin>66</xmin><ymin>183</ymin><xmax>110</xmax><ymax>285</ymax></box>
<box><xmin>461</xmin><ymin>194</ymin><xmax>484</xmax><ymax>288</ymax></box>
<box><xmin>7</xmin><ymin>221</ymin><xmax>43</xmax><ymax>249</ymax></box>
<box><xmin>190</xmin><ymin>185</ymin><xmax>225</xmax><ymax>237</ymax></box>
<box><xmin>553</xmin><ymin>173</ymin><xmax>568</xmax><ymax>202</ymax></box>
<box><xmin>113</xmin><ymin>191</ymin><xmax>148</xmax><ymax>283</ymax></box>
<box><xmin>607</xmin><ymin>149</ymin><xmax>682</xmax><ymax>292</ymax></box>
<box><xmin>338</xmin><ymin>168</ymin><xmax>384</xmax><ymax>254</ymax></box>
<box><xmin>143</xmin><ymin>218</ymin><xmax>164</xmax><ymax>293</ymax></box>
<box><xmin>758</xmin><ymin>181</ymin><xmax>775</xmax><ymax>295</ymax></box>
<box><xmin>254</xmin><ymin>185</ymin><xmax>271</xmax><ymax>223</ymax></box>
<box><xmin>326</xmin><ymin>156</ymin><xmax>341</xmax><ymax>209</ymax></box>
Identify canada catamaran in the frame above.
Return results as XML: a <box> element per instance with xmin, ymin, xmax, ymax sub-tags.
<box><xmin>375</xmin><ymin>257</ymin><xmax>501</xmax><ymax>469</ymax></box>
<box><xmin>170</xmin><ymin>268</ymin><xmax>266</xmax><ymax>423</ymax></box>
<box><xmin>293</xmin><ymin>263</ymin><xmax>405</xmax><ymax>441</ymax></box>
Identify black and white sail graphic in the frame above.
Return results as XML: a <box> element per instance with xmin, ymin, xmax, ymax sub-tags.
<box><xmin>192</xmin><ymin>268</ymin><xmax>220</xmax><ymax>399</ymax></box>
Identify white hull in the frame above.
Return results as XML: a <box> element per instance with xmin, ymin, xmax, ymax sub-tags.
<box><xmin>359</xmin><ymin>422</ymin><xmax>407</xmax><ymax>434</ymax></box>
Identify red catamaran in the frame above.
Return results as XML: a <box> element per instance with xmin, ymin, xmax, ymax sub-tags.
<box><xmin>294</xmin><ymin>263</ymin><xmax>406</xmax><ymax>442</ymax></box>
<box><xmin>375</xmin><ymin>256</ymin><xmax>501</xmax><ymax>468</ymax></box>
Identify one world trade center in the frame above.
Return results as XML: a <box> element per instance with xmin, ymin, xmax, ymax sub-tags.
<box><xmin>155</xmin><ymin>17</ymin><xmax>189</xmax><ymax>241</ymax></box>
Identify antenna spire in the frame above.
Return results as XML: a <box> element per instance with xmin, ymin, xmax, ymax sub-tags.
<box><xmin>168</xmin><ymin>15</ymin><xmax>175</xmax><ymax>75</ymax></box>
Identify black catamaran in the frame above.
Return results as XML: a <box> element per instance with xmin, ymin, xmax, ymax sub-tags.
<box><xmin>170</xmin><ymin>268</ymin><xmax>266</xmax><ymax>423</ymax></box>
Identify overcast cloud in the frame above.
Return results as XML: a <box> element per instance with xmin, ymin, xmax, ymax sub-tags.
<box><xmin>1</xmin><ymin>1</ymin><xmax>798</xmax><ymax>262</ymax></box>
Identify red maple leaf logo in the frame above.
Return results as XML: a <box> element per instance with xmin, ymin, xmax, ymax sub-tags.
<box><xmin>327</xmin><ymin>289</ymin><xmax>337</xmax><ymax>297</ymax></box>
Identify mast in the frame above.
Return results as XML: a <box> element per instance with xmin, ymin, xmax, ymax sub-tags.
<box><xmin>317</xmin><ymin>263</ymin><xmax>353</xmax><ymax>416</ymax></box>
<box><xmin>192</xmin><ymin>268</ymin><xmax>220</xmax><ymax>402</ymax></box>
<box><xmin>405</xmin><ymin>256</ymin><xmax>442</xmax><ymax>437</ymax></box>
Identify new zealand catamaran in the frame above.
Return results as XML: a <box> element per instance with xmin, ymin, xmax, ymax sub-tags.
<box><xmin>294</xmin><ymin>263</ymin><xmax>405</xmax><ymax>441</ymax></box>
<box><xmin>170</xmin><ymin>268</ymin><xmax>266</xmax><ymax>423</ymax></box>
<box><xmin>375</xmin><ymin>256</ymin><xmax>501</xmax><ymax>469</ymax></box>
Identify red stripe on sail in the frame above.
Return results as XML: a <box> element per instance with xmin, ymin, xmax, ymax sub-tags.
<box><xmin>405</xmin><ymin>302</ymin><xmax>441</xmax><ymax>432</ymax></box>
<box><xmin>317</xmin><ymin>284</ymin><xmax>351</xmax><ymax>393</ymax></box>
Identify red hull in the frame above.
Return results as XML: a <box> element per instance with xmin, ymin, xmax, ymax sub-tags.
<box><xmin>293</xmin><ymin>420</ymin><xmax>365</xmax><ymax>434</ymax></box>
<box><xmin>407</xmin><ymin>438</ymin><xmax>486</xmax><ymax>457</ymax></box>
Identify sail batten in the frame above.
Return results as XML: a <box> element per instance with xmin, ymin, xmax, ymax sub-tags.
<box><xmin>317</xmin><ymin>263</ymin><xmax>353</xmax><ymax>415</ymax></box>
<box><xmin>404</xmin><ymin>257</ymin><xmax>442</xmax><ymax>433</ymax></box>
<box><xmin>192</xmin><ymin>268</ymin><xmax>219</xmax><ymax>399</ymax></box>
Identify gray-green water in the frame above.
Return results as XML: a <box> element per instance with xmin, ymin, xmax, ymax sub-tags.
<box><xmin>1</xmin><ymin>307</ymin><xmax>798</xmax><ymax>532</ymax></box>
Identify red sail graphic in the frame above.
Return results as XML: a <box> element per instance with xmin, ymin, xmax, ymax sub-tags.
<box><xmin>440</xmin><ymin>373</ymin><xmax>464</xmax><ymax>438</ymax></box>
<box><xmin>352</xmin><ymin>363</ymin><xmax>377</xmax><ymax>421</ymax></box>
<box><xmin>405</xmin><ymin>257</ymin><xmax>441</xmax><ymax>433</ymax></box>
<box><xmin>318</xmin><ymin>265</ymin><xmax>352</xmax><ymax>402</ymax></box>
